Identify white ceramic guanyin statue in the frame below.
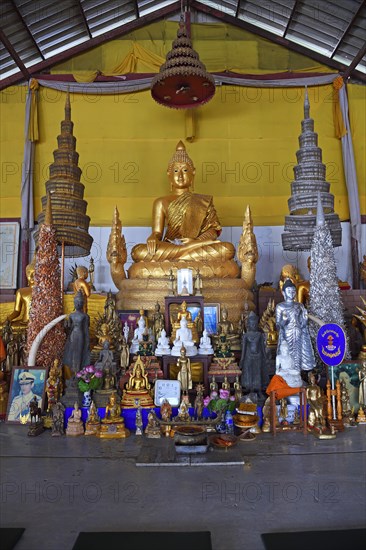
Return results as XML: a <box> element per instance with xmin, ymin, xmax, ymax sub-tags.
<box><xmin>198</xmin><ymin>329</ymin><xmax>214</xmax><ymax>355</ymax></box>
<box><xmin>155</xmin><ymin>328</ymin><xmax>171</xmax><ymax>356</ymax></box>
<box><xmin>171</xmin><ymin>317</ymin><xmax>198</xmax><ymax>357</ymax></box>
<box><xmin>130</xmin><ymin>317</ymin><xmax>147</xmax><ymax>354</ymax></box>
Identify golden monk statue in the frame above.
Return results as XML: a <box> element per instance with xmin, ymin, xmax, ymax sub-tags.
<box><xmin>128</xmin><ymin>141</ymin><xmax>239</xmax><ymax>278</ymax></box>
<box><xmin>6</xmin><ymin>262</ymin><xmax>35</xmax><ymax>327</ymax></box>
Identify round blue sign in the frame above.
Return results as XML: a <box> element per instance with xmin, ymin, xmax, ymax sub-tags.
<box><xmin>316</xmin><ymin>323</ymin><xmax>347</xmax><ymax>367</ymax></box>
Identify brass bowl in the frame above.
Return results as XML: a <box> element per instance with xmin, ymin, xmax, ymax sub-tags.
<box><xmin>209</xmin><ymin>434</ymin><xmax>238</xmax><ymax>449</ymax></box>
<box><xmin>174</xmin><ymin>425</ymin><xmax>207</xmax><ymax>445</ymax></box>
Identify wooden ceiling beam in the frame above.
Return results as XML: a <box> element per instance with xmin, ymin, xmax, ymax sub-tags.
<box><xmin>8</xmin><ymin>0</ymin><xmax>45</xmax><ymax>59</ymax></box>
<box><xmin>190</xmin><ymin>0</ymin><xmax>366</xmax><ymax>82</ymax></box>
<box><xmin>0</xmin><ymin>28</ymin><xmax>31</xmax><ymax>81</ymax></box>
<box><xmin>0</xmin><ymin>2</ymin><xmax>181</xmax><ymax>90</ymax></box>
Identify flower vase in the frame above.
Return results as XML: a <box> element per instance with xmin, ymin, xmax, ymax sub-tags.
<box><xmin>82</xmin><ymin>390</ymin><xmax>92</xmax><ymax>408</ymax></box>
<box><xmin>216</xmin><ymin>409</ymin><xmax>227</xmax><ymax>433</ymax></box>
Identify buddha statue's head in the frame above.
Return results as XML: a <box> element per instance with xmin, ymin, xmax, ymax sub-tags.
<box><xmin>25</xmin><ymin>263</ymin><xmax>35</xmax><ymax>287</ymax></box>
<box><xmin>76</xmin><ymin>265</ymin><xmax>88</xmax><ymax>280</ymax></box>
<box><xmin>167</xmin><ymin>141</ymin><xmax>195</xmax><ymax>192</ymax></box>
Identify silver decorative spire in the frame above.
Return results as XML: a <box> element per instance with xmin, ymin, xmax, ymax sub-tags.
<box><xmin>282</xmin><ymin>88</ymin><xmax>342</xmax><ymax>250</ymax></box>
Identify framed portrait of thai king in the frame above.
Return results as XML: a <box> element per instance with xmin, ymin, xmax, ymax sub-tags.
<box><xmin>6</xmin><ymin>367</ymin><xmax>48</xmax><ymax>424</ymax></box>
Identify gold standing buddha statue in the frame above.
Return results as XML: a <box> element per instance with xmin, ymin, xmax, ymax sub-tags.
<box><xmin>128</xmin><ymin>141</ymin><xmax>239</xmax><ymax>279</ymax></box>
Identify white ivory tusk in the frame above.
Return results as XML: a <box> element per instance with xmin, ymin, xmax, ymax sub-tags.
<box><xmin>28</xmin><ymin>314</ymin><xmax>66</xmax><ymax>367</ymax></box>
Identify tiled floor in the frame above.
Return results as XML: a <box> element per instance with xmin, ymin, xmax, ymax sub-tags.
<box><xmin>0</xmin><ymin>423</ymin><xmax>365</xmax><ymax>550</ymax></box>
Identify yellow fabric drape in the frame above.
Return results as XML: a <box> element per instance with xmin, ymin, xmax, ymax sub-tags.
<box><xmin>28</xmin><ymin>78</ymin><xmax>39</xmax><ymax>142</ymax></box>
<box><xmin>72</xmin><ymin>43</ymin><xmax>165</xmax><ymax>82</ymax></box>
<box><xmin>332</xmin><ymin>76</ymin><xmax>347</xmax><ymax>139</ymax></box>
<box><xmin>52</xmin><ymin>21</ymin><xmax>334</xmax><ymax>79</ymax></box>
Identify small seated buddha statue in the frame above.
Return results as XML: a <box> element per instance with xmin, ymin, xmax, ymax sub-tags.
<box><xmin>130</xmin><ymin>317</ymin><xmax>147</xmax><ymax>355</ymax></box>
<box><xmin>198</xmin><ymin>329</ymin><xmax>214</xmax><ymax>355</ymax></box>
<box><xmin>170</xmin><ymin>301</ymin><xmax>198</xmax><ymax>344</ymax></box>
<box><xmin>5</xmin><ymin>262</ymin><xmax>35</xmax><ymax>332</ymax></box>
<box><xmin>96</xmin><ymin>323</ymin><xmax>114</xmax><ymax>350</ymax></box>
<box><xmin>145</xmin><ymin>409</ymin><xmax>161</xmax><ymax>438</ymax></box>
<box><xmin>102</xmin><ymin>392</ymin><xmax>121</xmax><ymax>422</ymax></box>
<box><xmin>120</xmin><ymin>356</ymin><xmax>154</xmax><ymax>409</ymax></box>
<box><xmin>95</xmin><ymin>341</ymin><xmax>116</xmax><ymax>373</ymax></box>
<box><xmin>84</xmin><ymin>401</ymin><xmax>101</xmax><ymax>436</ymax></box>
<box><xmin>171</xmin><ymin>317</ymin><xmax>198</xmax><ymax>357</ymax></box>
<box><xmin>136</xmin><ymin>331</ymin><xmax>154</xmax><ymax>357</ymax></box>
<box><xmin>66</xmin><ymin>402</ymin><xmax>84</xmax><ymax>437</ymax></box>
<box><xmin>213</xmin><ymin>308</ymin><xmax>241</xmax><ymax>351</ymax></box>
<box><xmin>155</xmin><ymin>328</ymin><xmax>171</xmax><ymax>356</ymax></box>
<box><xmin>128</xmin><ymin>141</ymin><xmax>239</xmax><ymax>279</ymax></box>
<box><xmin>99</xmin><ymin>392</ymin><xmax>129</xmax><ymax>438</ymax></box>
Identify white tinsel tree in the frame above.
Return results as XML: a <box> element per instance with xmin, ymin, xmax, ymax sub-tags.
<box><xmin>308</xmin><ymin>195</ymin><xmax>350</xmax><ymax>366</ymax></box>
<box><xmin>26</xmin><ymin>199</ymin><xmax>66</xmax><ymax>367</ymax></box>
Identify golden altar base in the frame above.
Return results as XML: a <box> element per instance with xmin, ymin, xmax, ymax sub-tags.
<box><xmin>115</xmin><ymin>278</ymin><xmax>254</xmax><ymax>326</ymax></box>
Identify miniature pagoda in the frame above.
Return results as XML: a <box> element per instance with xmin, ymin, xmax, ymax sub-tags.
<box><xmin>34</xmin><ymin>92</ymin><xmax>93</xmax><ymax>257</ymax></box>
<box><xmin>282</xmin><ymin>88</ymin><xmax>342</xmax><ymax>251</ymax></box>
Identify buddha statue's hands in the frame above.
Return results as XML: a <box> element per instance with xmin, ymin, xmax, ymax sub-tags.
<box><xmin>146</xmin><ymin>232</ymin><xmax>161</xmax><ymax>255</ymax></box>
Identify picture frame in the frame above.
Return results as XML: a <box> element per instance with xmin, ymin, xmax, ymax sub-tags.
<box><xmin>6</xmin><ymin>366</ymin><xmax>48</xmax><ymax>424</ymax></box>
<box><xmin>118</xmin><ymin>310</ymin><xmax>140</xmax><ymax>342</ymax></box>
<box><xmin>176</xmin><ymin>268</ymin><xmax>193</xmax><ymax>295</ymax></box>
<box><xmin>204</xmin><ymin>303</ymin><xmax>221</xmax><ymax>335</ymax></box>
<box><xmin>187</xmin><ymin>306</ymin><xmax>201</xmax><ymax>322</ymax></box>
<box><xmin>329</xmin><ymin>362</ymin><xmax>362</xmax><ymax>412</ymax></box>
<box><xmin>0</xmin><ymin>220</ymin><xmax>20</xmax><ymax>289</ymax></box>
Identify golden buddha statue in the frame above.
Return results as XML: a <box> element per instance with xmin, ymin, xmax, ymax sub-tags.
<box><xmin>103</xmin><ymin>392</ymin><xmax>121</xmax><ymax>423</ymax></box>
<box><xmin>99</xmin><ymin>392</ymin><xmax>129</xmax><ymax>438</ymax></box>
<box><xmin>6</xmin><ymin>262</ymin><xmax>35</xmax><ymax>329</ymax></box>
<box><xmin>85</xmin><ymin>401</ymin><xmax>101</xmax><ymax>436</ymax></box>
<box><xmin>120</xmin><ymin>356</ymin><xmax>154</xmax><ymax>409</ymax></box>
<box><xmin>171</xmin><ymin>301</ymin><xmax>198</xmax><ymax>344</ymax></box>
<box><xmin>213</xmin><ymin>307</ymin><xmax>240</xmax><ymax>351</ymax></box>
<box><xmin>96</xmin><ymin>323</ymin><xmax>113</xmax><ymax>350</ymax></box>
<box><xmin>73</xmin><ymin>265</ymin><xmax>91</xmax><ymax>312</ymax></box>
<box><xmin>128</xmin><ymin>141</ymin><xmax>239</xmax><ymax>279</ymax></box>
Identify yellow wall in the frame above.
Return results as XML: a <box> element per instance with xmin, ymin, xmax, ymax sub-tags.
<box><xmin>0</xmin><ymin>22</ymin><xmax>365</xmax><ymax>227</ymax></box>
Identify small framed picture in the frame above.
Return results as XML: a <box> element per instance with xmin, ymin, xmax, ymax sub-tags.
<box><xmin>118</xmin><ymin>310</ymin><xmax>140</xmax><ymax>341</ymax></box>
<box><xmin>177</xmin><ymin>268</ymin><xmax>193</xmax><ymax>295</ymax></box>
<box><xmin>0</xmin><ymin>220</ymin><xmax>20</xmax><ymax>289</ymax></box>
<box><xmin>328</xmin><ymin>363</ymin><xmax>362</xmax><ymax>412</ymax></box>
<box><xmin>6</xmin><ymin>367</ymin><xmax>48</xmax><ymax>424</ymax></box>
<box><xmin>204</xmin><ymin>303</ymin><xmax>220</xmax><ymax>335</ymax></box>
